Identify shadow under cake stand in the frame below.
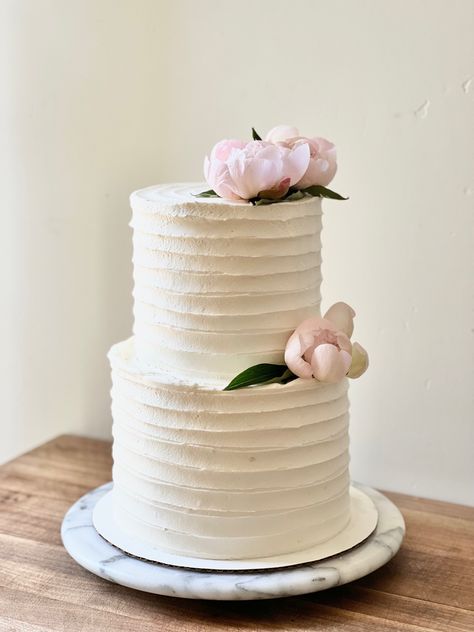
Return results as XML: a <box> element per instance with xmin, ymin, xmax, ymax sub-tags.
<box><xmin>61</xmin><ymin>482</ymin><xmax>405</xmax><ymax>600</ymax></box>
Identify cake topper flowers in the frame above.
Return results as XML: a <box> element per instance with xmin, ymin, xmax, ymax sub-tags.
<box><xmin>196</xmin><ymin>126</ymin><xmax>347</xmax><ymax>205</ymax></box>
<box><xmin>224</xmin><ymin>302</ymin><xmax>368</xmax><ymax>390</ymax></box>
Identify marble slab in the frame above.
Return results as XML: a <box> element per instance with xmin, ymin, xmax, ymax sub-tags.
<box><xmin>61</xmin><ymin>482</ymin><xmax>405</xmax><ymax>600</ymax></box>
<box><xmin>92</xmin><ymin>486</ymin><xmax>378</xmax><ymax>571</ymax></box>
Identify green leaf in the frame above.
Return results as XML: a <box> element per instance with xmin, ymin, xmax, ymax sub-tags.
<box><xmin>252</xmin><ymin>127</ymin><xmax>262</xmax><ymax>141</ymax></box>
<box><xmin>302</xmin><ymin>185</ymin><xmax>348</xmax><ymax>200</ymax></box>
<box><xmin>251</xmin><ymin>189</ymin><xmax>306</xmax><ymax>206</ymax></box>
<box><xmin>223</xmin><ymin>363</ymin><xmax>296</xmax><ymax>391</ymax></box>
<box><xmin>280</xmin><ymin>369</ymin><xmax>299</xmax><ymax>385</ymax></box>
<box><xmin>193</xmin><ymin>189</ymin><xmax>219</xmax><ymax>198</ymax></box>
<box><xmin>284</xmin><ymin>190</ymin><xmax>306</xmax><ymax>202</ymax></box>
<box><xmin>252</xmin><ymin>197</ymin><xmax>276</xmax><ymax>206</ymax></box>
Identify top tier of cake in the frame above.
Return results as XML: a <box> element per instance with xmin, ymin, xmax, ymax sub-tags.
<box><xmin>131</xmin><ymin>183</ymin><xmax>323</xmax><ymax>384</ymax></box>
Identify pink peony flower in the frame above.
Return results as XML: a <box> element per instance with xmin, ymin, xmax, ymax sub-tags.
<box><xmin>284</xmin><ymin>302</ymin><xmax>368</xmax><ymax>383</ymax></box>
<box><xmin>265</xmin><ymin>125</ymin><xmax>337</xmax><ymax>187</ymax></box>
<box><xmin>204</xmin><ymin>139</ymin><xmax>310</xmax><ymax>201</ymax></box>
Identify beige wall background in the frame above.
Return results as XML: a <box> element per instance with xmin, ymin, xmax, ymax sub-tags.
<box><xmin>1</xmin><ymin>0</ymin><xmax>473</xmax><ymax>504</ymax></box>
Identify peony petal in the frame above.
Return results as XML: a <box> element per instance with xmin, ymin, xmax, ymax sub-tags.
<box><xmin>281</xmin><ymin>143</ymin><xmax>311</xmax><ymax>186</ymax></box>
<box><xmin>227</xmin><ymin>157</ymin><xmax>279</xmax><ymax>199</ymax></box>
<box><xmin>311</xmin><ymin>345</ymin><xmax>352</xmax><ymax>383</ymax></box>
<box><xmin>296</xmin><ymin>137</ymin><xmax>337</xmax><ymax>188</ymax></box>
<box><xmin>313</xmin><ymin>137</ymin><xmax>337</xmax><ymax>157</ymax></box>
<box><xmin>292</xmin><ymin>317</ymin><xmax>331</xmax><ymax>337</ymax></box>
<box><xmin>299</xmin><ymin>330</ymin><xmax>319</xmax><ymax>354</ymax></box>
<box><xmin>254</xmin><ymin>143</ymin><xmax>283</xmax><ymax>162</ymax></box>
<box><xmin>240</xmin><ymin>140</ymin><xmax>274</xmax><ymax>159</ymax></box>
<box><xmin>335</xmin><ymin>331</ymin><xmax>353</xmax><ymax>354</ymax></box>
<box><xmin>204</xmin><ymin>156</ymin><xmax>224</xmax><ymax>189</ymax></box>
<box><xmin>206</xmin><ymin>159</ymin><xmax>242</xmax><ymax>200</ymax></box>
<box><xmin>324</xmin><ymin>302</ymin><xmax>355</xmax><ymax>338</ymax></box>
<box><xmin>284</xmin><ymin>331</ymin><xmax>313</xmax><ymax>379</ymax></box>
<box><xmin>311</xmin><ymin>344</ymin><xmax>339</xmax><ymax>381</ymax></box>
<box><xmin>211</xmin><ymin>139</ymin><xmax>246</xmax><ymax>162</ymax></box>
<box><xmin>265</xmin><ymin>125</ymin><xmax>300</xmax><ymax>143</ymax></box>
<box><xmin>259</xmin><ymin>177</ymin><xmax>291</xmax><ymax>200</ymax></box>
<box><xmin>311</xmin><ymin>344</ymin><xmax>351</xmax><ymax>383</ymax></box>
<box><xmin>347</xmin><ymin>342</ymin><xmax>369</xmax><ymax>378</ymax></box>
<box><xmin>214</xmin><ymin>180</ymin><xmax>242</xmax><ymax>200</ymax></box>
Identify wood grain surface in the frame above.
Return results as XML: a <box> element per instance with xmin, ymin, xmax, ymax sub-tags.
<box><xmin>0</xmin><ymin>435</ymin><xmax>472</xmax><ymax>631</ymax></box>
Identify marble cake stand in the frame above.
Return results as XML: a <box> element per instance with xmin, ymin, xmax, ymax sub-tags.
<box><xmin>61</xmin><ymin>482</ymin><xmax>405</xmax><ymax>600</ymax></box>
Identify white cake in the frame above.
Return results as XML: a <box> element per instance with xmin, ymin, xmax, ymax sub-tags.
<box><xmin>109</xmin><ymin>183</ymin><xmax>352</xmax><ymax>560</ymax></box>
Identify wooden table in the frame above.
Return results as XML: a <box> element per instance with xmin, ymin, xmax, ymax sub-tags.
<box><xmin>0</xmin><ymin>435</ymin><xmax>472</xmax><ymax>631</ymax></box>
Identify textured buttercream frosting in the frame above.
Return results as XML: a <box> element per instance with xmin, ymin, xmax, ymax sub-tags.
<box><xmin>109</xmin><ymin>182</ymin><xmax>354</xmax><ymax>561</ymax></box>
<box><xmin>131</xmin><ymin>183</ymin><xmax>322</xmax><ymax>384</ymax></box>
<box><xmin>109</xmin><ymin>339</ymin><xmax>351</xmax><ymax>559</ymax></box>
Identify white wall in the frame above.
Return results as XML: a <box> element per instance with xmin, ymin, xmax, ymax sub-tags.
<box><xmin>1</xmin><ymin>0</ymin><xmax>473</xmax><ymax>505</ymax></box>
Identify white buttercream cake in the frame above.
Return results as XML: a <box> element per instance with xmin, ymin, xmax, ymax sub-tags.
<box><xmin>108</xmin><ymin>183</ymin><xmax>353</xmax><ymax>560</ymax></box>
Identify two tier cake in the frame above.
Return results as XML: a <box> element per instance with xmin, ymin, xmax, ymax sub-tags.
<box><xmin>94</xmin><ymin>125</ymin><xmax>376</xmax><ymax>568</ymax></box>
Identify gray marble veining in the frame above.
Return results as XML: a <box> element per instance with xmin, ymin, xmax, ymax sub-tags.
<box><xmin>61</xmin><ymin>483</ymin><xmax>405</xmax><ymax>601</ymax></box>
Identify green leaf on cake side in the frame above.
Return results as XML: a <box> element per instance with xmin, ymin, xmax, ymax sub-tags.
<box><xmin>302</xmin><ymin>185</ymin><xmax>348</xmax><ymax>200</ymax></box>
<box><xmin>223</xmin><ymin>364</ymin><xmax>298</xmax><ymax>391</ymax></box>
<box><xmin>193</xmin><ymin>189</ymin><xmax>219</xmax><ymax>198</ymax></box>
<box><xmin>251</xmin><ymin>127</ymin><xmax>262</xmax><ymax>141</ymax></box>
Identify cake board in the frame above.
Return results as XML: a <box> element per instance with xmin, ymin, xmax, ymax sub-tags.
<box><xmin>61</xmin><ymin>482</ymin><xmax>405</xmax><ymax>600</ymax></box>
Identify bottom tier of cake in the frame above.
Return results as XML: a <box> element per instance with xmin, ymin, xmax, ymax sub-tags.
<box><xmin>109</xmin><ymin>339</ymin><xmax>352</xmax><ymax>560</ymax></box>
